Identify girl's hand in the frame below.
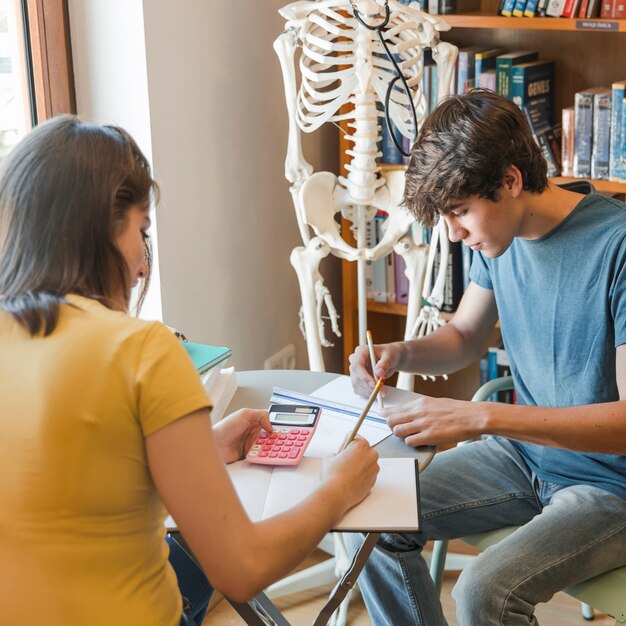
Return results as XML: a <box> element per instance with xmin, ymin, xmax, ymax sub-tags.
<box><xmin>212</xmin><ymin>408</ymin><xmax>272</xmax><ymax>464</ymax></box>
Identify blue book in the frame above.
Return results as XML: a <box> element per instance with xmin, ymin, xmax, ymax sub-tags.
<box><xmin>591</xmin><ymin>89</ymin><xmax>611</xmax><ymax>180</ymax></box>
<box><xmin>573</xmin><ymin>87</ymin><xmax>606</xmax><ymax>179</ymax></box>
<box><xmin>609</xmin><ymin>80</ymin><xmax>626</xmax><ymax>182</ymax></box>
<box><xmin>430</xmin><ymin>64</ymin><xmax>439</xmax><ymax>113</ymax></box>
<box><xmin>500</xmin><ymin>0</ymin><xmax>516</xmax><ymax>15</ymax></box>
<box><xmin>381</xmin><ymin>118</ymin><xmax>404</xmax><ymax>165</ymax></box>
<box><xmin>512</xmin><ymin>0</ymin><xmax>529</xmax><ymax>15</ymax></box>
<box><xmin>510</xmin><ymin>60</ymin><xmax>555</xmax><ymax>131</ymax></box>
<box><xmin>475</xmin><ymin>49</ymin><xmax>505</xmax><ymax>89</ymax></box>
<box><xmin>621</xmin><ymin>97</ymin><xmax>626</xmax><ymax>183</ymax></box>
<box><xmin>183</xmin><ymin>342</ymin><xmax>231</xmax><ymax>375</ymax></box>
<box><xmin>523</xmin><ymin>0</ymin><xmax>541</xmax><ymax>15</ymax></box>
<box><xmin>495</xmin><ymin>51</ymin><xmax>539</xmax><ymax>99</ymax></box>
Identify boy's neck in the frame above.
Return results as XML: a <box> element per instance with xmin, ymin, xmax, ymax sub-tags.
<box><xmin>517</xmin><ymin>182</ymin><xmax>584</xmax><ymax>240</ymax></box>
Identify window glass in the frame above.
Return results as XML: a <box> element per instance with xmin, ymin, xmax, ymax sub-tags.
<box><xmin>0</xmin><ymin>0</ymin><xmax>33</xmax><ymax>160</ymax></box>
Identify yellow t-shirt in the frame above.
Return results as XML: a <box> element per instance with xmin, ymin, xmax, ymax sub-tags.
<box><xmin>0</xmin><ymin>295</ymin><xmax>211</xmax><ymax>626</ymax></box>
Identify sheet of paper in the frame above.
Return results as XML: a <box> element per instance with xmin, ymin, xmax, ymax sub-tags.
<box><xmin>227</xmin><ymin>457</ymin><xmax>419</xmax><ymax>532</ymax></box>
<box><xmin>270</xmin><ymin>385</ymin><xmax>391</xmax><ymax>457</ymax></box>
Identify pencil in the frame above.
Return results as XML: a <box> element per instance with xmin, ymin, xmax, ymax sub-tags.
<box><xmin>340</xmin><ymin>377</ymin><xmax>385</xmax><ymax>451</ymax></box>
<box><xmin>366</xmin><ymin>330</ymin><xmax>384</xmax><ymax>409</ymax></box>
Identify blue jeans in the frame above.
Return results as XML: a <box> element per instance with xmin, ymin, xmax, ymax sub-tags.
<box><xmin>167</xmin><ymin>534</ymin><xmax>213</xmax><ymax>626</ymax></box>
<box><xmin>346</xmin><ymin>437</ymin><xmax>626</xmax><ymax>626</ymax></box>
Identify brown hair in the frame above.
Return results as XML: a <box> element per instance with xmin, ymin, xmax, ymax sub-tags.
<box><xmin>403</xmin><ymin>89</ymin><xmax>548</xmax><ymax>226</ymax></box>
<box><xmin>0</xmin><ymin>115</ymin><xmax>157</xmax><ymax>335</ymax></box>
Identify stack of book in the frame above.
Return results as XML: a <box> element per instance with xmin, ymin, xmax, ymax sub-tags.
<box><xmin>561</xmin><ymin>80</ymin><xmax>626</xmax><ymax>182</ymax></box>
<box><xmin>182</xmin><ymin>341</ymin><xmax>236</xmax><ymax>423</ymax></box>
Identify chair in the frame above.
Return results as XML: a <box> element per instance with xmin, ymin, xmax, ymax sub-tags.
<box><xmin>429</xmin><ymin>376</ymin><xmax>626</xmax><ymax>624</ymax></box>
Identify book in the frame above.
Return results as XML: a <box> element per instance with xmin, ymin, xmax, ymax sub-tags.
<box><xmin>511</xmin><ymin>60</ymin><xmax>555</xmax><ymax>131</ymax></box>
<box><xmin>615</xmin><ymin>0</ymin><xmax>626</xmax><ymax>16</ymax></box>
<box><xmin>500</xmin><ymin>0</ymin><xmax>517</xmax><ymax>16</ymax></box>
<box><xmin>523</xmin><ymin>0</ymin><xmax>541</xmax><ymax>15</ymax></box>
<box><xmin>183</xmin><ymin>341</ymin><xmax>232</xmax><ymax>376</ymax></box>
<box><xmin>395</xmin><ymin>252</ymin><xmax>410</xmax><ymax>305</ymax></box>
<box><xmin>225</xmin><ymin>456</ymin><xmax>420</xmax><ymax>532</ymax></box>
<box><xmin>479</xmin><ymin>69</ymin><xmax>496</xmax><ymax>91</ymax></box>
<box><xmin>586</xmin><ymin>0</ymin><xmax>601</xmax><ymax>15</ymax></box>
<box><xmin>433</xmin><ymin>240</ymin><xmax>464</xmax><ymax>313</ymax></box>
<box><xmin>495</xmin><ymin>51</ymin><xmax>539</xmax><ymax>99</ymax></box>
<box><xmin>578</xmin><ymin>0</ymin><xmax>590</xmax><ymax>15</ymax></box>
<box><xmin>622</xmin><ymin>97</ymin><xmax>626</xmax><ymax>183</ymax></box>
<box><xmin>487</xmin><ymin>347</ymin><xmax>514</xmax><ymax>403</ymax></box>
<box><xmin>573</xmin><ymin>87</ymin><xmax>606</xmax><ymax>178</ymax></box>
<box><xmin>561</xmin><ymin>0</ymin><xmax>582</xmax><ymax>17</ymax></box>
<box><xmin>610</xmin><ymin>80</ymin><xmax>626</xmax><ymax>182</ymax></box>
<box><xmin>475</xmin><ymin>49</ymin><xmax>505</xmax><ymax>87</ymax></box>
<box><xmin>512</xmin><ymin>0</ymin><xmax>529</xmax><ymax>15</ymax></box>
<box><xmin>381</xmin><ymin>118</ymin><xmax>404</xmax><ymax>165</ymax></box>
<box><xmin>457</xmin><ymin>47</ymin><xmax>481</xmax><ymax>95</ymax></box>
<box><xmin>524</xmin><ymin>108</ymin><xmax>561</xmax><ymax>176</ymax></box>
<box><xmin>546</xmin><ymin>0</ymin><xmax>567</xmax><ymax>15</ymax></box>
<box><xmin>591</xmin><ymin>88</ymin><xmax>612</xmax><ymax>180</ymax></box>
<box><xmin>205</xmin><ymin>366</ymin><xmax>238</xmax><ymax>424</ymax></box>
<box><xmin>600</xmin><ymin>0</ymin><xmax>615</xmax><ymax>16</ymax></box>
<box><xmin>561</xmin><ymin>106</ymin><xmax>575</xmax><ymax>177</ymax></box>
<box><xmin>372</xmin><ymin>217</ymin><xmax>388</xmax><ymax>302</ymax></box>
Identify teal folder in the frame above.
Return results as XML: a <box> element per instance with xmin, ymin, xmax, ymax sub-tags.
<box><xmin>182</xmin><ymin>342</ymin><xmax>231</xmax><ymax>375</ymax></box>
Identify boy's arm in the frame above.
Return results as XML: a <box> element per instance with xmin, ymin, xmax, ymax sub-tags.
<box><xmin>385</xmin><ymin>344</ymin><xmax>626</xmax><ymax>455</ymax></box>
<box><xmin>350</xmin><ymin>283</ymin><xmax>499</xmax><ymax>397</ymax></box>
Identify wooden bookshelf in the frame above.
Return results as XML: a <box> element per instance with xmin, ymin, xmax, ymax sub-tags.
<box><xmin>340</xmin><ymin>9</ymin><xmax>626</xmax><ymax>400</ymax></box>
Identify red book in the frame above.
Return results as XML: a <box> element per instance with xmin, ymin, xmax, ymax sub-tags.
<box><xmin>600</xmin><ymin>0</ymin><xmax>614</xmax><ymax>16</ymax></box>
<box><xmin>562</xmin><ymin>0</ymin><xmax>581</xmax><ymax>16</ymax></box>
<box><xmin>578</xmin><ymin>0</ymin><xmax>589</xmax><ymax>15</ymax></box>
<box><xmin>614</xmin><ymin>0</ymin><xmax>625</xmax><ymax>16</ymax></box>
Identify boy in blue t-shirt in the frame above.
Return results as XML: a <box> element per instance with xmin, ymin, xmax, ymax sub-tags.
<box><xmin>348</xmin><ymin>90</ymin><xmax>626</xmax><ymax>626</ymax></box>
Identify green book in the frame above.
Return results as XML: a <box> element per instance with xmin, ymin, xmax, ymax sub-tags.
<box><xmin>495</xmin><ymin>51</ymin><xmax>539</xmax><ymax>99</ymax></box>
<box><xmin>182</xmin><ymin>342</ymin><xmax>232</xmax><ymax>375</ymax></box>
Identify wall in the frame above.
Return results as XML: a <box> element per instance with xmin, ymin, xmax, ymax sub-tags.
<box><xmin>68</xmin><ymin>0</ymin><xmax>343</xmax><ymax>372</ymax></box>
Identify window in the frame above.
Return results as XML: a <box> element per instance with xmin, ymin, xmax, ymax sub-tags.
<box><xmin>0</xmin><ymin>0</ymin><xmax>74</xmax><ymax>159</ymax></box>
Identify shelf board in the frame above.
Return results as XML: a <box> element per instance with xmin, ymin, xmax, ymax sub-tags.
<box><xmin>367</xmin><ymin>300</ymin><xmax>455</xmax><ymax>320</ymax></box>
<box><xmin>378</xmin><ymin>165</ymin><xmax>626</xmax><ymax>195</ymax></box>
<box><xmin>551</xmin><ymin>177</ymin><xmax>626</xmax><ymax>194</ymax></box>
<box><xmin>443</xmin><ymin>13</ymin><xmax>626</xmax><ymax>32</ymax></box>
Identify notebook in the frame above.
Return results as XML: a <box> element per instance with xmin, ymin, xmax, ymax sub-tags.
<box><xmin>182</xmin><ymin>342</ymin><xmax>231</xmax><ymax>376</ymax></box>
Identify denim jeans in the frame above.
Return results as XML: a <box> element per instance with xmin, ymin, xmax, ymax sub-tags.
<box><xmin>167</xmin><ymin>534</ymin><xmax>213</xmax><ymax>626</ymax></box>
<box><xmin>346</xmin><ymin>436</ymin><xmax>626</xmax><ymax>626</ymax></box>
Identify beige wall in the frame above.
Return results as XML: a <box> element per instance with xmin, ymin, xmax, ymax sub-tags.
<box><xmin>68</xmin><ymin>0</ymin><xmax>344</xmax><ymax>372</ymax></box>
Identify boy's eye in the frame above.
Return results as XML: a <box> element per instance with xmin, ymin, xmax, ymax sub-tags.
<box><xmin>452</xmin><ymin>210</ymin><xmax>467</xmax><ymax>218</ymax></box>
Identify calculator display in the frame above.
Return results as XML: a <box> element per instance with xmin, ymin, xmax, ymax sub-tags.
<box><xmin>272</xmin><ymin>412</ymin><xmax>316</xmax><ymax>425</ymax></box>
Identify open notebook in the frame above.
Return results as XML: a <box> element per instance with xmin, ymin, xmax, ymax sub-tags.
<box><xmin>226</xmin><ymin>456</ymin><xmax>420</xmax><ymax>532</ymax></box>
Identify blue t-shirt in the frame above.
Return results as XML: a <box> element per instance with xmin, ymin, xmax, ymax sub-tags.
<box><xmin>470</xmin><ymin>182</ymin><xmax>626</xmax><ymax>500</ymax></box>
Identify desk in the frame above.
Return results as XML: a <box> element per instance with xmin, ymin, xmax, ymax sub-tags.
<box><xmin>218</xmin><ymin>370</ymin><xmax>433</xmax><ymax>626</ymax></box>
<box><xmin>230</xmin><ymin>369</ymin><xmax>435</xmax><ymax>470</ymax></box>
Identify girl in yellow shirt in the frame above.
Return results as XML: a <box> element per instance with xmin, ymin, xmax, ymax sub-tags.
<box><xmin>0</xmin><ymin>116</ymin><xmax>379</xmax><ymax>626</ymax></box>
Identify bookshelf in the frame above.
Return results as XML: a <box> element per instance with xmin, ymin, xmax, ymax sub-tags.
<box><xmin>340</xmin><ymin>8</ymin><xmax>626</xmax><ymax>399</ymax></box>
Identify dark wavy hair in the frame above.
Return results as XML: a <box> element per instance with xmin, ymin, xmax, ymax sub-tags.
<box><xmin>403</xmin><ymin>89</ymin><xmax>548</xmax><ymax>226</ymax></box>
<box><xmin>0</xmin><ymin>115</ymin><xmax>157</xmax><ymax>336</ymax></box>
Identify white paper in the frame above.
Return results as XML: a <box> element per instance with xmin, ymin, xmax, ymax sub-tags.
<box><xmin>226</xmin><ymin>457</ymin><xmax>419</xmax><ymax>532</ymax></box>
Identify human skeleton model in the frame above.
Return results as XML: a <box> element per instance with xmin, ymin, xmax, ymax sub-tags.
<box><xmin>274</xmin><ymin>0</ymin><xmax>457</xmax><ymax>390</ymax></box>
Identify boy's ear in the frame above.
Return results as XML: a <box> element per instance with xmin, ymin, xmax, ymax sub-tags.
<box><xmin>503</xmin><ymin>165</ymin><xmax>523</xmax><ymax>197</ymax></box>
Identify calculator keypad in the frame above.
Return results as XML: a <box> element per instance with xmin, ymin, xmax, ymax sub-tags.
<box><xmin>246</xmin><ymin>427</ymin><xmax>313</xmax><ymax>465</ymax></box>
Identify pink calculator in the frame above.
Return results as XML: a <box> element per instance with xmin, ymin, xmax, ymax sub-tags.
<box><xmin>246</xmin><ymin>404</ymin><xmax>321</xmax><ymax>466</ymax></box>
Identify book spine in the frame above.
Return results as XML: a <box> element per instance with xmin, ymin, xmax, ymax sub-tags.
<box><xmin>496</xmin><ymin>58</ymin><xmax>511</xmax><ymax>97</ymax></box>
<box><xmin>500</xmin><ymin>0</ymin><xmax>517</xmax><ymax>16</ymax></box>
<box><xmin>609</xmin><ymin>83</ymin><xmax>626</xmax><ymax>182</ymax></box>
<box><xmin>430</xmin><ymin>65</ymin><xmax>439</xmax><ymax>112</ymax></box>
<box><xmin>439</xmin><ymin>0</ymin><xmax>457</xmax><ymax>13</ymax></box>
<box><xmin>385</xmin><ymin>243</ymin><xmax>396</xmax><ymax>303</ymax></box>
<box><xmin>428</xmin><ymin>0</ymin><xmax>439</xmax><ymax>13</ymax></box>
<box><xmin>591</xmin><ymin>91</ymin><xmax>611</xmax><ymax>180</ymax></box>
<box><xmin>573</xmin><ymin>91</ymin><xmax>593</xmax><ymax>178</ymax></box>
<box><xmin>512</xmin><ymin>0</ymin><xmax>529</xmax><ymax>15</ymax></box>
<box><xmin>441</xmin><ymin>241</ymin><xmax>464</xmax><ymax>313</ymax></box>
<box><xmin>561</xmin><ymin>106</ymin><xmax>575</xmax><ymax>177</ymax></box>
<box><xmin>381</xmin><ymin>118</ymin><xmax>403</xmax><ymax>164</ymax></box>
<box><xmin>524</xmin><ymin>0</ymin><xmax>541</xmax><ymax>15</ymax></box>
<box><xmin>578</xmin><ymin>0</ymin><xmax>590</xmax><ymax>15</ymax></box>
<box><xmin>394</xmin><ymin>252</ymin><xmax>410</xmax><ymax>305</ymax></box>
<box><xmin>615</xmin><ymin>0</ymin><xmax>626</xmax><ymax>16</ymax></box>
<box><xmin>372</xmin><ymin>218</ymin><xmax>387</xmax><ymax>302</ymax></box>
<box><xmin>365</xmin><ymin>219</ymin><xmax>376</xmax><ymax>299</ymax></box>
<box><xmin>546</xmin><ymin>0</ymin><xmax>567</xmax><ymax>15</ymax></box>
<box><xmin>600</xmin><ymin>0</ymin><xmax>614</xmax><ymax>16</ymax></box>
<box><xmin>479</xmin><ymin>70</ymin><xmax>497</xmax><ymax>91</ymax></box>
<box><xmin>487</xmin><ymin>347</ymin><xmax>498</xmax><ymax>401</ymax></box>
<box><xmin>622</xmin><ymin>97</ymin><xmax>626</xmax><ymax>183</ymax></box>
<box><xmin>561</xmin><ymin>0</ymin><xmax>577</xmax><ymax>16</ymax></box>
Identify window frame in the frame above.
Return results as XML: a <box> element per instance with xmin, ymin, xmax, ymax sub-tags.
<box><xmin>25</xmin><ymin>0</ymin><xmax>75</xmax><ymax>121</ymax></box>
